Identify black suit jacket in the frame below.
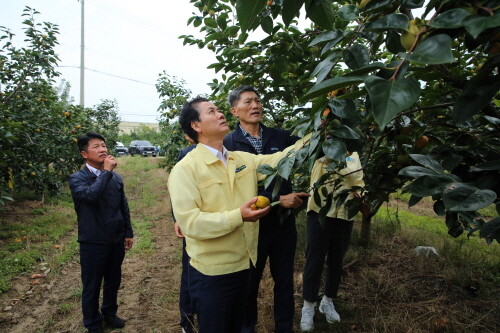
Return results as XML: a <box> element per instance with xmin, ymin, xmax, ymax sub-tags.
<box><xmin>69</xmin><ymin>167</ymin><xmax>133</xmax><ymax>244</ymax></box>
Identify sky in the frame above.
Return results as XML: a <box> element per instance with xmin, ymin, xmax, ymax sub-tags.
<box><xmin>1</xmin><ymin>0</ymin><xmax>219</xmax><ymax>122</ymax></box>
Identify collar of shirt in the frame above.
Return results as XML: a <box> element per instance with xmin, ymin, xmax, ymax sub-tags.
<box><xmin>86</xmin><ymin>163</ymin><xmax>102</xmax><ymax>177</ymax></box>
<box><xmin>239</xmin><ymin>124</ymin><xmax>263</xmax><ymax>154</ymax></box>
<box><xmin>201</xmin><ymin>144</ymin><xmax>229</xmax><ymax>166</ymax></box>
<box><xmin>239</xmin><ymin>124</ymin><xmax>263</xmax><ymax>139</ymax></box>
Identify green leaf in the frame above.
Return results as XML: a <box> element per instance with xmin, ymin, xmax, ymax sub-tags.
<box><xmin>277</xmin><ymin>154</ymin><xmax>296</xmax><ymax>180</ymax></box>
<box><xmin>433</xmin><ymin>200</ymin><xmax>446</xmax><ymax>216</ymax></box>
<box><xmin>309</xmin><ymin>30</ymin><xmax>344</xmax><ymax>47</ymax></box>
<box><xmin>337</xmin><ymin>5</ymin><xmax>359</xmax><ymax>21</ymax></box>
<box><xmin>305</xmin><ymin>0</ymin><xmax>335</xmax><ymax>30</ymax></box>
<box><xmin>409</xmin><ymin>154</ymin><xmax>444</xmax><ymax>174</ymax></box>
<box><xmin>308</xmin><ymin>131</ymin><xmax>321</xmax><ymax>157</ymax></box>
<box><xmin>328</xmin><ymin>99</ymin><xmax>357</xmax><ymax>119</ymax></box>
<box><xmin>470</xmin><ymin>160</ymin><xmax>500</xmax><ymax>172</ymax></box>
<box><xmin>204</xmin><ymin>17</ymin><xmax>218</xmax><ymax>29</ymax></box>
<box><xmin>257</xmin><ymin>164</ymin><xmax>276</xmax><ymax>175</ymax></box>
<box><xmin>344</xmin><ymin>62</ymin><xmax>386</xmax><ymax>76</ymax></box>
<box><xmin>236</xmin><ymin>0</ymin><xmax>267</xmax><ymax>33</ymax></box>
<box><xmin>400</xmin><ymin>0</ymin><xmax>424</xmax><ymax>9</ymax></box>
<box><xmin>303</xmin><ymin>76</ymin><xmax>366</xmax><ymax>100</ymax></box>
<box><xmin>264</xmin><ymin>173</ymin><xmax>276</xmax><ymax>190</ymax></box>
<box><xmin>463</xmin><ymin>12</ymin><xmax>500</xmax><ymax>39</ymax></box>
<box><xmin>405</xmin><ymin>34</ymin><xmax>456</xmax><ymax>65</ymax></box>
<box><xmin>364</xmin><ymin>14</ymin><xmax>409</xmax><ymax>31</ymax></box>
<box><xmin>311</xmin><ymin>51</ymin><xmax>342</xmax><ymax>83</ymax></box>
<box><xmin>322</xmin><ymin>138</ymin><xmax>347</xmax><ymax>162</ymax></box>
<box><xmin>331</xmin><ymin>125</ymin><xmax>361</xmax><ymax>140</ymax></box>
<box><xmin>443</xmin><ymin>183</ymin><xmax>497</xmax><ymax>212</ymax></box>
<box><xmin>479</xmin><ymin>217</ymin><xmax>500</xmax><ymax>243</ymax></box>
<box><xmin>453</xmin><ymin>74</ymin><xmax>500</xmax><ymax>123</ymax></box>
<box><xmin>282</xmin><ymin>0</ymin><xmax>304</xmax><ymax>26</ymax></box>
<box><xmin>386</xmin><ymin>30</ymin><xmax>405</xmax><ymax>54</ymax></box>
<box><xmin>217</xmin><ymin>13</ymin><xmax>228</xmax><ymax>30</ymax></box>
<box><xmin>408</xmin><ymin>194</ymin><xmax>422</xmax><ymax>207</ymax></box>
<box><xmin>428</xmin><ymin>8</ymin><xmax>470</xmax><ymax>29</ymax></box>
<box><xmin>399</xmin><ymin>166</ymin><xmax>439</xmax><ymax>178</ymax></box>
<box><xmin>272</xmin><ymin>177</ymin><xmax>283</xmax><ymax>199</ymax></box>
<box><xmin>445</xmin><ymin>211</ymin><xmax>464</xmax><ymax>238</ymax></box>
<box><xmin>408</xmin><ymin>175</ymin><xmax>455</xmax><ymax>197</ymax></box>
<box><xmin>343</xmin><ymin>44</ymin><xmax>369</xmax><ymax>69</ymax></box>
<box><xmin>261</xmin><ymin>16</ymin><xmax>274</xmax><ymax>34</ymax></box>
<box><xmin>362</xmin><ymin>0</ymin><xmax>393</xmax><ymax>14</ymax></box>
<box><xmin>364</xmin><ymin>76</ymin><xmax>421</xmax><ymax>130</ymax></box>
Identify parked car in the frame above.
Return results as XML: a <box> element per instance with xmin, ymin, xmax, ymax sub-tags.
<box><xmin>114</xmin><ymin>142</ymin><xmax>128</xmax><ymax>156</ymax></box>
<box><xmin>129</xmin><ymin>140</ymin><xmax>156</xmax><ymax>157</ymax></box>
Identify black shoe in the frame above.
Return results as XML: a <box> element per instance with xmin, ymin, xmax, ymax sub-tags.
<box><xmin>104</xmin><ymin>315</ymin><xmax>126</xmax><ymax>328</ymax></box>
<box><xmin>87</xmin><ymin>327</ymin><xmax>104</xmax><ymax>333</ymax></box>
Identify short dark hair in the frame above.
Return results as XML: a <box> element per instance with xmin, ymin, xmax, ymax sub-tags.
<box><xmin>228</xmin><ymin>85</ymin><xmax>260</xmax><ymax>107</ymax></box>
<box><xmin>179</xmin><ymin>96</ymin><xmax>208</xmax><ymax>143</ymax></box>
<box><xmin>78</xmin><ymin>132</ymin><xmax>106</xmax><ymax>152</ymax></box>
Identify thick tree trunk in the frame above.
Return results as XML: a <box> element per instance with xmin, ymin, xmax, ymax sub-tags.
<box><xmin>359</xmin><ymin>213</ymin><xmax>372</xmax><ymax>247</ymax></box>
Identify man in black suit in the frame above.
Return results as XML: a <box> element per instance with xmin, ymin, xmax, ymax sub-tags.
<box><xmin>224</xmin><ymin>86</ymin><xmax>309</xmax><ymax>333</ymax></box>
<box><xmin>69</xmin><ymin>132</ymin><xmax>134</xmax><ymax>333</ymax></box>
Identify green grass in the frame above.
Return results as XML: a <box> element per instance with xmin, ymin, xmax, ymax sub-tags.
<box><xmin>372</xmin><ymin>203</ymin><xmax>500</xmax><ymax>292</ymax></box>
<box><xmin>0</xmin><ymin>192</ymin><xmax>78</xmax><ymax>293</ymax></box>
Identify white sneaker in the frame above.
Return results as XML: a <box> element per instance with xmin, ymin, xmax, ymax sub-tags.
<box><xmin>300</xmin><ymin>306</ymin><xmax>315</xmax><ymax>332</ymax></box>
<box><xmin>319</xmin><ymin>298</ymin><xmax>340</xmax><ymax>323</ymax></box>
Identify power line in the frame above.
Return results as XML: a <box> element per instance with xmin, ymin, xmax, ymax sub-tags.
<box><xmin>58</xmin><ymin>65</ymin><xmax>155</xmax><ymax>86</ymax></box>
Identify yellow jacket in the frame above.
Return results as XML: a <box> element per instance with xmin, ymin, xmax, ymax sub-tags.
<box><xmin>168</xmin><ymin>138</ymin><xmax>308</xmax><ymax>276</ymax></box>
<box><xmin>307</xmin><ymin>152</ymin><xmax>364</xmax><ymax>220</ymax></box>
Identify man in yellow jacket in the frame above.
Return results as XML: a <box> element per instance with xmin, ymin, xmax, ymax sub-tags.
<box><xmin>300</xmin><ymin>152</ymin><xmax>364</xmax><ymax>332</ymax></box>
<box><xmin>168</xmin><ymin>96</ymin><xmax>309</xmax><ymax>333</ymax></box>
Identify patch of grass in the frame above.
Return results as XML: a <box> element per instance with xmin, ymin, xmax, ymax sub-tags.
<box><xmin>130</xmin><ymin>217</ymin><xmax>155</xmax><ymax>253</ymax></box>
<box><xmin>57</xmin><ymin>303</ymin><xmax>74</xmax><ymax>314</ymax></box>
<box><xmin>0</xmin><ymin>196</ymin><xmax>77</xmax><ymax>294</ymax></box>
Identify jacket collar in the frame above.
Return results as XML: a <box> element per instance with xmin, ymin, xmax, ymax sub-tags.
<box><xmin>195</xmin><ymin>143</ymin><xmax>233</xmax><ymax>165</ymax></box>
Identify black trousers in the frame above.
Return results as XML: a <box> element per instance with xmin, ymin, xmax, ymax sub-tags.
<box><xmin>179</xmin><ymin>238</ymin><xmax>195</xmax><ymax>332</ymax></box>
<box><xmin>302</xmin><ymin>211</ymin><xmax>353</xmax><ymax>302</ymax></box>
<box><xmin>188</xmin><ymin>265</ymin><xmax>250</xmax><ymax>333</ymax></box>
<box><xmin>79</xmin><ymin>241</ymin><xmax>125</xmax><ymax>329</ymax></box>
<box><xmin>241</xmin><ymin>218</ymin><xmax>297</xmax><ymax>333</ymax></box>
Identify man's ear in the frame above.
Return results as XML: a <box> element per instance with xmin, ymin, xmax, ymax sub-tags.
<box><xmin>191</xmin><ymin>121</ymin><xmax>202</xmax><ymax>134</ymax></box>
<box><xmin>230</xmin><ymin>106</ymin><xmax>238</xmax><ymax>117</ymax></box>
<box><xmin>80</xmin><ymin>151</ymin><xmax>88</xmax><ymax>159</ymax></box>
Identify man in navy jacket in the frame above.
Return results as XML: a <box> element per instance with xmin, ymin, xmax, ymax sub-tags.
<box><xmin>69</xmin><ymin>132</ymin><xmax>134</xmax><ymax>333</ymax></box>
<box><xmin>223</xmin><ymin>86</ymin><xmax>309</xmax><ymax>333</ymax></box>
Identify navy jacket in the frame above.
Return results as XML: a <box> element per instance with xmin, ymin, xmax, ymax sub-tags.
<box><xmin>223</xmin><ymin>123</ymin><xmax>299</xmax><ymax>227</ymax></box>
<box><xmin>69</xmin><ymin>167</ymin><xmax>133</xmax><ymax>244</ymax></box>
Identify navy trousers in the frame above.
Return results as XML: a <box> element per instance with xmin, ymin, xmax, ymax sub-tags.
<box><xmin>179</xmin><ymin>238</ymin><xmax>195</xmax><ymax>332</ymax></box>
<box><xmin>302</xmin><ymin>212</ymin><xmax>353</xmax><ymax>302</ymax></box>
<box><xmin>241</xmin><ymin>218</ymin><xmax>297</xmax><ymax>333</ymax></box>
<box><xmin>188</xmin><ymin>265</ymin><xmax>250</xmax><ymax>333</ymax></box>
<box><xmin>79</xmin><ymin>242</ymin><xmax>125</xmax><ymax>329</ymax></box>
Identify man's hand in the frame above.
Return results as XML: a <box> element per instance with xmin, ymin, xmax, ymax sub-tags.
<box><xmin>103</xmin><ymin>155</ymin><xmax>117</xmax><ymax>171</ymax></box>
<box><xmin>240</xmin><ymin>197</ymin><xmax>271</xmax><ymax>222</ymax></box>
<box><xmin>124</xmin><ymin>238</ymin><xmax>134</xmax><ymax>250</ymax></box>
<box><xmin>279</xmin><ymin>192</ymin><xmax>310</xmax><ymax>208</ymax></box>
<box><xmin>174</xmin><ymin>221</ymin><xmax>184</xmax><ymax>238</ymax></box>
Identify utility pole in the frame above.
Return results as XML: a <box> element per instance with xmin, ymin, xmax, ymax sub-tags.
<box><xmin>79</xmin><ymin>0</ymin><xmax>85</xmax><ymax>106</ymax></box>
